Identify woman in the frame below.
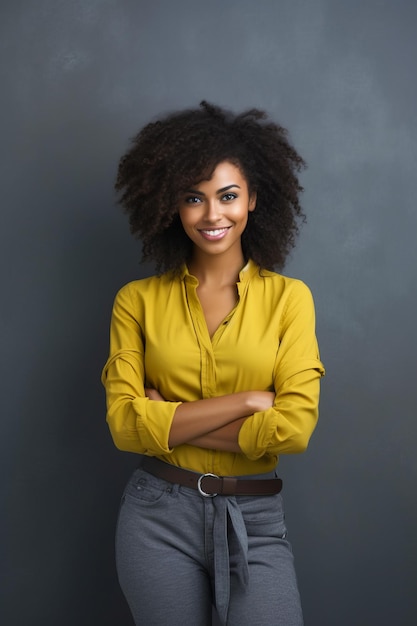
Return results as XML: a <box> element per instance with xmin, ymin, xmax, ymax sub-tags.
<box><xmin>102</xmin><ymin>101</ymin><xmax>325</xmax><ymax>625</ymax></box>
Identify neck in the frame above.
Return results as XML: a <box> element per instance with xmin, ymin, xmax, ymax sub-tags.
<box><xmin>188</xmin><ymin>248</ymin><xmax>246</xmax><ymax>286</ymax></box>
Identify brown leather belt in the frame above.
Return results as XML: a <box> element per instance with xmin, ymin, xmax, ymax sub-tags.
<box><xmin>141</xmin><ymin>456</ymin><xmax>282</xmax><ymax>497</ymax></box>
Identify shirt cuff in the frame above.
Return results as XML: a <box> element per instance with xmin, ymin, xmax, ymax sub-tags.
<box><xmin>238</xmin><ymin>410</ymin><xmax>280</xmax><ymax>461</ymax></box>
<box><xmin>133</xmin><ymin>397</ymin><xmax>182</xmax><ymax>455</ymax></box>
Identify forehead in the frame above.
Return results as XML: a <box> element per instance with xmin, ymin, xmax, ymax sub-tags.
<box><xmin>193</xmin><ymin>160</ymin><xmax>248</xmax><ymax>189</ymax></box>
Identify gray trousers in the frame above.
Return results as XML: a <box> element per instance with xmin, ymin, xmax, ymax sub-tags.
<box><xmin>116</xmin><ymin>466</ymin><xmax>303</xmax><ymax>626</ymax></box>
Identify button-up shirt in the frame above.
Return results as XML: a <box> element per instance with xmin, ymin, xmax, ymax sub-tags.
<box><xmin>101</xmin><ymin>260</ymin><xmax>325</xmax><ymax>475</ymax></box>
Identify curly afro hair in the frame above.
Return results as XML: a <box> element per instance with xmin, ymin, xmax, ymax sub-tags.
<box><xmin>115</xmin><ymin>101</ymin><xmax>306</xmax><ymax>274</ymax></box>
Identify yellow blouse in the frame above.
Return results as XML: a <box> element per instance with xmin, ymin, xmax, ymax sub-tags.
<box><xmin>101</xmin><ymin>260</ymin><xmax>325</xmax><ymax>475</ymax></box>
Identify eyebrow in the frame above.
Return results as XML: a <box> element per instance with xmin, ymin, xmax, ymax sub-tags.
<box><xmin>185</xmin><ymin>184</ymin><xmax>241</xmax><ymax>196</ymax></box>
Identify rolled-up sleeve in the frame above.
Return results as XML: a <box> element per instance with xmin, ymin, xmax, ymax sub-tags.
<box><xmin>238</xmin><ymin>280</ymin><xmax>325</xmax><ymax>460</ymax></box>
<box><xmin>101</xmin><ymin>284</ymin><xmax>181</xmax><ymax>455</ymax></box>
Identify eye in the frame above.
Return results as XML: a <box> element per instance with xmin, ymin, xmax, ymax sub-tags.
<box><xmin>221</xmin><ymin>192</ymin><xmax>237</xmax><ymax>201</ymax></box>
<box><xmin>184</xmin><ymin>195</ymin><xmax>203</xmax><ymax>204</ymax></box>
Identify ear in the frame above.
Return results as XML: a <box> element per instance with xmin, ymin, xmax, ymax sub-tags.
<box><xmin>248</xmin><ymin>191</ymin><xmax>257</xmax><ymax>212</ymax></box>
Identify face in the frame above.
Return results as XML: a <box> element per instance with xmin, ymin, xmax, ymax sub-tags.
<box><xmin>178</xmin><ymin>161</ymin><xmax>256</xmax><ymax>261</ymax></box>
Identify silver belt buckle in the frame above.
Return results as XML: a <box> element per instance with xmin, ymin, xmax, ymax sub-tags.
<box><xmin>197</xmin><ymin>473</ymin><xmax>219</xmax><ymax>497</ymax></box>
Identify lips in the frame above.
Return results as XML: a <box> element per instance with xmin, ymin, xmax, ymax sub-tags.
<box><xmin>198</xmin><ymin>227</ymin><xmax>231</xmax><ymax>240</ymax></box>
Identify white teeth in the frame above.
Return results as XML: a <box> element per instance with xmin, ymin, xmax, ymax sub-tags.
<box><xmin>201</xmin><ymin>228</ymin><xmax>228</xmax><ymax>236</ymax></box>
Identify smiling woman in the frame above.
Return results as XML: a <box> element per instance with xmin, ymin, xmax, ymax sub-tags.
<box><xmin>115</xmin><ymin>101</ymin><xmax>306</xmax><ymax>274</ymax></box>
<box><xmin>102</xmin><ymin>101</ymin><xmax>325</xmax><ymax>625</ymax></box>
<box><xmin>178</xmin><ymin>161</ymin><xmax>256</xmax><ymax>262</ymax></box>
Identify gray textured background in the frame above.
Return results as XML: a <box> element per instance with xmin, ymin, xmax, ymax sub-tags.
<box><xmin>1</xmin><ymin>1</ymin><xmax>416</xmax><ymax>624</ymax></box>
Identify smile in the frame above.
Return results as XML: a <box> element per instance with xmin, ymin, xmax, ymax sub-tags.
<box><xmin>198</xmin><ymin>227</ymin><xmax>231</xmax><ymax>240</ymax></box>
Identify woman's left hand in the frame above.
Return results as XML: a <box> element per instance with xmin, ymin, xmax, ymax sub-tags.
<box><xmin>145</xmin><ymin>388</ymin><xmax>165</xmax><ymax>401</ymax></box>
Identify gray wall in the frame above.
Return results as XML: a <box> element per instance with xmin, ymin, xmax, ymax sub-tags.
<box><xmin>2</xmin><ymin>1</ymin><xmax>416</xmax><ymax>624</ymax></box>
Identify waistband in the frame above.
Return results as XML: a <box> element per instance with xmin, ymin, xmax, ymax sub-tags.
<box><xmin>141</xmin><ymin>456</ymin><xmax>282</xmax><ymax>497</ymax></box>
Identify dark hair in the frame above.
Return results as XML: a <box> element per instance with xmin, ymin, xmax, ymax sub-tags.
<box><xmin>115</xmin><ymin>101</ymin><xmax>306</xmax><ymax>273</ymax></box>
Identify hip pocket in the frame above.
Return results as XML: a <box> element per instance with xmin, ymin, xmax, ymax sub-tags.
<box><xmin>122</xmin><ymin>468</ymin><xmax>171</xmax><ymax>506</ymax></box>
<box><xmin>237</xmin><ymin>493</ymin><xmax>287</xmax><ymax>539</ymax></box>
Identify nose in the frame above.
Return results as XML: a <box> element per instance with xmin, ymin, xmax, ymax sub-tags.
<box><xmin>204</xmin><ymin>198</ymin><xmax>222</xmax><ymax>222</ymax></box>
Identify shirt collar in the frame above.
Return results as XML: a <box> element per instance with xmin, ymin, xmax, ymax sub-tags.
<box><xmin>180</xmin><ymin>258</ymin><xmax>260</xmax><ymax>285</ymax></box>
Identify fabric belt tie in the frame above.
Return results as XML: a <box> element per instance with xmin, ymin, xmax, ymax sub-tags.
<box><xmin>213</xmin><ymin>495</ymin><xmax>249</xmax><ymax>624</ymax></box>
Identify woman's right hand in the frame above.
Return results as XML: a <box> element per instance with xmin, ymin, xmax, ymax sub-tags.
<box><xmin>244</xmin><ymin>390</ymin><xmax>276</xmax><ymax>413</ymax></box>
<box><xmin>145</xmin><ymin>388</ymin><xmax>165</xmax><ymax>401</ymax></box>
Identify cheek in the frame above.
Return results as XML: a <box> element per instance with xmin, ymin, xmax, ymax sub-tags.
<box><xmin>178</xmin><ymin>209</ymin><xmax>191</xmax><ymax>229</ymax></box>
<box><xmin>232</xmin><ymin>206</ymin><xmax>250</xmax><ymax>225</ymax></box>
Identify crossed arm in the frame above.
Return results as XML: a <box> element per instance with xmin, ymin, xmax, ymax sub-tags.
<box><xmin>145</xmin><ymin>388</ymin><xmax>275</xmax><ymax>452</ymax></box>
